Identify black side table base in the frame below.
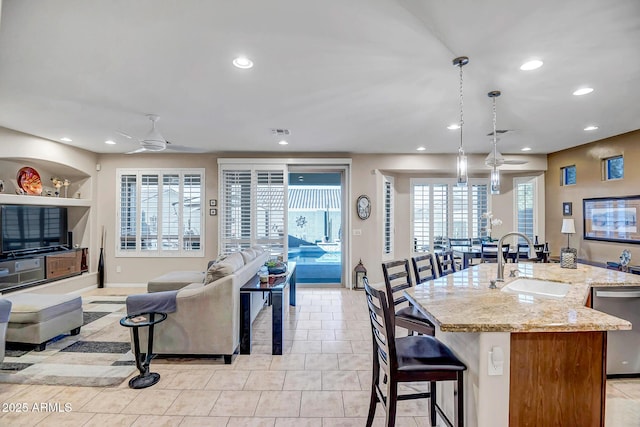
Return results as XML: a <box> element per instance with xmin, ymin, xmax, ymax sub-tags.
<box><xmin>129</xmin><ymin>372</ymin><xmax>161</xmax><ymax>389</ymax></box>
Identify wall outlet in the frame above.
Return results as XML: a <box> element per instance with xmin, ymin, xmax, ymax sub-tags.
<box><xmin>353</xmin><ymin>229</ymin><xmax>362</xmax><ymax>236</ymax></box>
<box><xmin>116</xmin><ymin>265</ymin><xmax>121</xmax><ymax>273</ymax></box>
<box><xmin>488</xmin><ymin>347</ymin><xmax>504</xmax><ymax>376</ymax></box>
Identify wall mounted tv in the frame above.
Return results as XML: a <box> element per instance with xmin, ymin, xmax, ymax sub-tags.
<box><xmin>0</xmin><ymin>205</ymin><xmax>68</xmax><ymax>256</ymax></box>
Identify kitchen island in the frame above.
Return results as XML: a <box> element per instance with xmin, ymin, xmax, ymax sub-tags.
<box><xmin>404</xmin><ymin>262</ymin><xmax>640</xmax><ymax>427</ymax></box>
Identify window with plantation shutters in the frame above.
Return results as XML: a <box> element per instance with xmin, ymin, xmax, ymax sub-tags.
<box><xmin>514</xmin><ymin>177</ymin><xmax>536</xmax><ymax>242</ymax></box>
<box><xmin>411</xmin><ymin>179</ymin><xmax>489</xmax><ymax>253</ymax></box>
<box><xmin>219</xmin><ymin>165</ymin><xmax>287</xmax><ymax>256</ymax></box>
<box><xmin>472</xmin><ymin>184</ymin><xmax>489</xmax><ymax>238</ymax></box>
<box><xmin>383</xmin><ymin>176</ymin><xmax>394</xmax><ymax>256</ymax></box>
<box><xmin>116</xmin><ymin>169</ymin><xmax>204</xmax><ymax>257</ymax></box>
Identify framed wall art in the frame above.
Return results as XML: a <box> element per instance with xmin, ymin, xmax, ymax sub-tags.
<box><xmin>583</xmin><ymin>196</ymin><xmax>640</xmax><ymax>244</ymax></box>
<box><xmin>563</xmin><ymin>202</ymin><xmax>572</xmax><ymax>216</ymax></box>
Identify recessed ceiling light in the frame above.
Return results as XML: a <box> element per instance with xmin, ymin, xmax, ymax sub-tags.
<box><xmin>521</xmin><ymin>147</ymin><xmax>532</xmax><ymax>152</ymax></box>
<box><xmin>416</xmin><ymin>146</ymin><xmax>426</xmax><ymax>151</ymax></box>
<box><xmin>447</xmin><ymin>123</ymin><xmax>460</xmax><ymax>130</ymax></box>
<box><xmin>584</xmin><ymin>125</ymin><xmax>599</xmax><ymax>131</ymax></box>
<box><xmin>105</xmin><ymin>140</ymin><xmax>116</xmax><ymax>145</ymax></box>
<box><xmin>60</xmin><ymin>137</ymin><xmax>72</xmax><ymax>142</ymax></box>
<box><xmin>573</xmin><ymin>87</ymin><xmax>594</xmax><ymax>96</ymax></box>
<box><xmin>278</xmin><ymin>140</ymin><xmax>288</xmax><ymax>145</ymax></box>
<box><xmin>520</xmin><ymin>60</ymin><xmax>543</xmax><ymax>71</ymax></box>
<box><xmin>232</xmin><ymin>56</ymin><xmax>253</xmax><ymax>69</ymax></box>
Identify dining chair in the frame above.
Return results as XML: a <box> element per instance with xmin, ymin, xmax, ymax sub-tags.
<box><xmin>435</xmin><ymin>250</ymin><xmax>458</xmax><ymax>277</ymax></box>
<box><xmin>448</xmin><ymin>238</ymin><xmax>471</xmax><ymax>250</ymax></box>
<box><xmin>411</xmin><ymin>253</ymin><xmax>438</xmax><ymax>285</ymax></box>
<box><xmin>480</xmin><ymin>242</ymin><xmax>510</xmax><ymax>263</ymax></box>
<box><xmin>381</xmin><ymin>259</ymin><xmax>435</xmax><ymax>336</ymax></box>
<box><xmin>364</xmin><ymin>278</ymin><xmax>466</xmax><ymax>427</ymax></box>
<box><xmin>516</xmin><ymin>243</ymin><xmax>545</xmax><ymax>262</ymax></box>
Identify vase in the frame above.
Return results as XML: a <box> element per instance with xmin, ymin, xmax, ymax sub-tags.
<box><xmin>98</xmin><ymin>248</ymin><xmax>105</xmax><ymax>288</ymax></box>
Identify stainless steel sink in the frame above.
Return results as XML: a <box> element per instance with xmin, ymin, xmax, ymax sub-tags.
<box><xmin>501</xmin><ymin>278</ymin><xmax>570</xmax><ymax>298</ymax></box>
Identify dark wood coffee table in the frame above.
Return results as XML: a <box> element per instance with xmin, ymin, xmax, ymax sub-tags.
<box><xmin>240</xmin><ymin>261</ymin><xmax>296</xmax><ymax>355</ymax></box>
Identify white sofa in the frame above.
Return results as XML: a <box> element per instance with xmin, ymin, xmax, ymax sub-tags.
<box><xmin>133</xmin><ymin>247</ymin><xmax>269</xmax><ymax>364</ymax></box>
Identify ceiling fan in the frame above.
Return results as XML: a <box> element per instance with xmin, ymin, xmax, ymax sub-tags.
<box><xmin>123</xmin><ymin>115</ymin><xmax>199</xmax><ymax>154</ymax></box>
<box><xmin>484</xmin><ymin>149</ymin><xmax>528</xmax><ymax>167</ymax></box>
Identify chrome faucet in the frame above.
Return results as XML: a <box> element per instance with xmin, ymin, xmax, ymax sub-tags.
<box><xmin>495</xmin><ymin>232</ymin><xmax>537</xmax><ymax>284</ymax></box>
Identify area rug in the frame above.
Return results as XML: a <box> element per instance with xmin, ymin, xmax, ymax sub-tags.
<box><xmin>0</xmin><ymin>296</ymin><xmax>137</xmax><ymax>387</ymax></box>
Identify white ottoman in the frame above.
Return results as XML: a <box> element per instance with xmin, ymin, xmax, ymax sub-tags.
<box><xmin>5</xmin><ymin>294</ymin><xmax>83</xmax><ymax>351</ymax></box>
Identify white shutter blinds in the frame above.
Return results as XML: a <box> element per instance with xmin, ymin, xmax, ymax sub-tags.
<box><xmin>219</xmin><ymin>165</ymin><xmax>287</xmax><ymax>256</ymax></box>
<box><xmin>413</xmin><ymin>184</ymin><xmax>429</xmax><ymax>252</ymax></box>
<box><xmin>411</xmin><ymin>179</ymin><xmax>489</xmax><ymax>252</ymax></box>
<box><xmin>117</xmin><ymin>169</ymin><xmax>204</xmax><ymax>256</ymax></box>
<box><xmin>221</xmin><ymin>170</ymin><xmax>252</xmax><ymax>253</ymax></box>
<box><xmin>119</xmin><ymin>174</ymin><xmax>137</xmax><ymax>251</ymax></box>
<box><xmin>383</xmin><ymin>176</ymin><xmax>394</xmax><ymax>255</ymax></box>
<box><xmin>433</xmin><ymin>184</ymin><xmax>448</xmax><ymax>247</ymax></box>
<box><xmin>515</xmin><ymin>179</ymin><xmax>535</xmax><ymax>241</ymax></box>
<box><xmin>472</xmin><ymin>184</ymin><xmax>489</xmax><ymax>238</ymax></box>
<box><xmin>255</xmin><ymin>170</ymin><xmax>285</xmax><ymax>254</ymax></box>
<box><xmin>452</xmin><ymin>186</ymin><xmax>469</xmax><ymax>238</ymax></box>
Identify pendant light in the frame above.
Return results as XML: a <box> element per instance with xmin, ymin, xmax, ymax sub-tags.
<box><xmin>453</xmin><ymin>56</ymin><xmax>469</xmax><ymax>187</ymax></box>
<box><xmin>488</xmin><ymin>90</ymin><xmax>501</xmax><ymax>195</ymax></box>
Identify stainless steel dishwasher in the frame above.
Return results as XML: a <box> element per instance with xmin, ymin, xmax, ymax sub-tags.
<box><xmin>592</xmin><ymin>286</ymin><xmax>640</xmax><ymax>376</ymax></box>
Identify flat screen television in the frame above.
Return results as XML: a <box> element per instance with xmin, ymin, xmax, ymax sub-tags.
<box><xmin>0</xmin><ymin>205</ymin><xmax>68</xmax><ymax>256</ymax></box>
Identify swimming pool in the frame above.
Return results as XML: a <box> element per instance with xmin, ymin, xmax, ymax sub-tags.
<box><xmin>288</xmin><ymin>246</ymin><xmax>342</xmax><ymax>284</ymax></box>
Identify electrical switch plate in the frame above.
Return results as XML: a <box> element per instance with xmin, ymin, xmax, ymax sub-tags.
<box><xmin>488</xmin><ymin>346</ymin><xmax>504</xmax><ymax>376</ymax></box>
<box><xmin>353</xmin><ymin>229</ymin><xmax>362</xmax><ymax>236</ymax></box>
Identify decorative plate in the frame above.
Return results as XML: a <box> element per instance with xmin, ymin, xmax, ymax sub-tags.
<box><xmin>17</xmin><ymin>167</ymin><xmax>42</xmax><ymax>195</ymax></box>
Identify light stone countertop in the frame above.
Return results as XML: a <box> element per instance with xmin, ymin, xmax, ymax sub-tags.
<box><xmin>404</xmin><ymin>263</ymin><xmax>640</xmax><ymax>333</ymax></box>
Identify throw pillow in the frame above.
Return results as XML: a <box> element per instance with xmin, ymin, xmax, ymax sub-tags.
<box><xmin>225</xmin><ymin>252</ymin><xmax>245</xmax><ymax>272</ymax></box>
<box><xmin>241</xmin><ymin>248</ymin><xmax>256</xmax><ymax>264</ymax></box>
<box><xmin>205</xmin><ymin>262</ymin><xmax>235</xmax><ymax>284</ymax></box>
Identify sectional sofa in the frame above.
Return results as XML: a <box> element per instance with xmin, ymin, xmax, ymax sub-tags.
<box><xmin>133</xmin><ymin>247</ymin><xmax>269</xmax><ymax>363</ymax></box>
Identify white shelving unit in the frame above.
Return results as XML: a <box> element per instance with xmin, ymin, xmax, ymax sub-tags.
<box><xmin>0</xmin><ymin>194</ymin><xmax>91</xmax><ymax>207</ymax></box>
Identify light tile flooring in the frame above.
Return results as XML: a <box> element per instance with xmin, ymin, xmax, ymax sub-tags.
<box><xmin>0</xmin><ymin>287</ymin><xmax>639</xmax><ymax>426</ymax></box>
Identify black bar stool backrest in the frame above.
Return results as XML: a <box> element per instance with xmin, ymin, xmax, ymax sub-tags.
<box><xmin>364</xmin><ymin>277</ymin><xmax>397</xmax><ymax>376</ymax></box>
<box><xmin>436</xmin><ymin>250</ymin><xmax>458</xmax><ymax>277</ymax></box>
<box><xmin>381</xmin><ymin>259</ymin><xmax>412</xmax><ymax>307</ymax></box>
<box><xmin>412</xmin><ymin>253</ymin><xmax>438</xmax><ymax>284</ymax></box>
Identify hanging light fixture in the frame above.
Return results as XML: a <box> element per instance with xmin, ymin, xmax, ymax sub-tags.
<box><xmin>453</xmin><ymin>56</ymin><xmax>469</xmax><ymax>187</ymax></box>
<box><xmin>488</xmin><ymin>90</ymin><xmax>501</xmax><ymax>194</ymax></box>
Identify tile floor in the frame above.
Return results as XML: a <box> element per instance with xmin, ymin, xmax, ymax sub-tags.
<box><xmin>0</xmin><ymin>287</ymin><xmax>639</xmax><ymax>426</ymax></box>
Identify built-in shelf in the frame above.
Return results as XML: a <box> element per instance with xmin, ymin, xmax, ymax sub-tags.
<box><xmin>0</xmin><ymin>194</ymin><xmax>91</xmax><ymax>207</ymax></box>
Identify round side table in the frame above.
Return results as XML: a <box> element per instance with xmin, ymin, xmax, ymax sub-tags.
<box><xmin>120</xmin><ymin>312</ymin><xmax>167</xmax><ymax>389</ymax></box>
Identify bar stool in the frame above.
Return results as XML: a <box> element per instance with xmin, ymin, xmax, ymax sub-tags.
<box><xmin>411</xmin><ymin>253</ymin><xmax>439</xmax><ymax>284</ymax></box>
<box><xmin>436</xmin><ymin>250</ymin><xmax>458</xmax><ymax>277</ymax></box>
<box><xmin>364</xmin><ymin>278</ymin><xmax>466</xmax><ymax>427</ymax></box>
<box><xmin>382</xmin><ymin>259</ymin><xmax>434</xmax><ymax>336</ymax></box>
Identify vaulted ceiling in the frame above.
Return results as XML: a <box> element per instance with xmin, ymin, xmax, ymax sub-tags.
<box><xmin>0</xmin><ymin>0</ymin><xmax>638</xmax><ymax>155</ymax></box>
